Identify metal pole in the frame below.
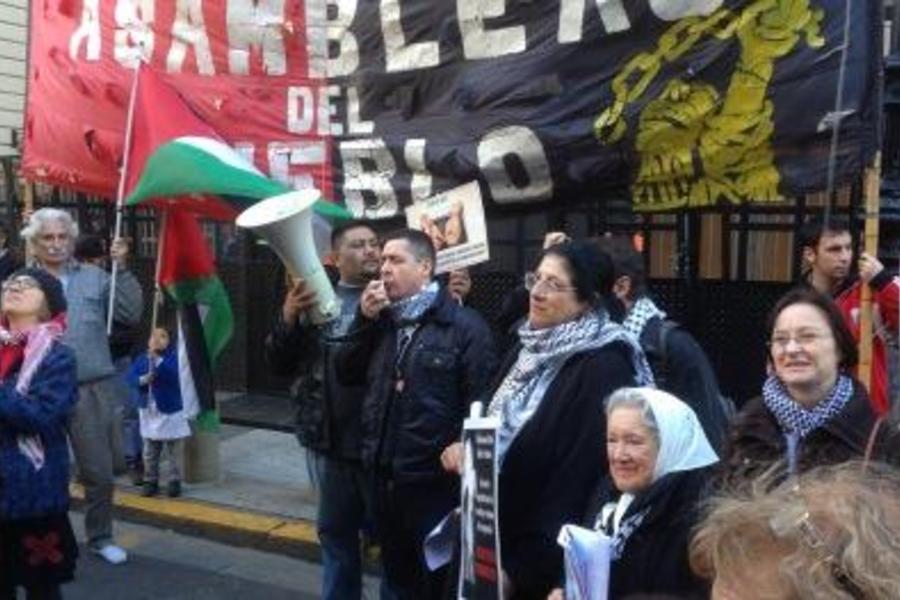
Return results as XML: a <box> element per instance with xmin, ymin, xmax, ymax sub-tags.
<box><xmin>107</xmin><ymin>62</ymin><xmax>141</xmax><ymax>334</ymax></box>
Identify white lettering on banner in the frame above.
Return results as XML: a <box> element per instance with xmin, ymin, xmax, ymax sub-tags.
<box><xmin>167</xmin><ymin>0</ymin><xmax>216</xmax><ymax>74</ymax></box>
<box><xmin>288</xmin><ymin>86</ymin><xmax>316</xmax><ymax>134</ymax></box>
<box><xmin>69</xmin><ymin>0</ymin><xmax>101</xmax><ymax>61</ymax></box>
<box><xmin>347</xmin><ymin>87</ymin><xmax>374</xmax><ymax>135</ymax></box>
<box><xmin>318</xmin><ymin>85</ymin><xmax>343</xmax><ymax>136</ymax></box>
<box><xmin>381</xmin><ymin>0</ymin><xmax>440</xmax><ymax>73</ymax></box>
<box><xmin>268</xmin><ymin>141</ymin><xmax>326</xmax><ymax>189</ymax></box>
<box><xmin>234</xmin><ymin>143</ymin><xmax>257</xmax><ymax>166</ymax></box>
<box><xmin>340</xmin><ymin>138</ymin><xmax>399</xmax><ymax>218</ymax></box>
<box><xmin>227</xmin><ymin>0</ymin><xmax>287</xmax><ymax>75</ymax></box>
<box><xmin>478</xmin><ymin>126</ymin><xmax>552</xmax><ymax>204</ymax></box>
<box><xmin>649</xmin><ymin>0</ymin><xmax>724</xmax><ymax>20</ymax></box>
<box><xmin>114</xmin><ymin>0</ymin><xmax>155</xmax><ymax>67</ymax></box>
<box><xmin>457</xmin><ymin>0</ymin><xmax>526</xmax><ymax>60</ymax></box>
<box><xmin>308</xmin><ymin>0</ymin><xmax>360</xmax><ymax>78</ymax></box>
<box><xmin>404</xmin><ymin>139</ymin><xmax>432</xmax><ymax>201</ymax></box>
<box><xmin>558</xmin><ymin>0</ymin><xmax>630</xmax><ymax>43</ymax></box>
<box><xmin>305</xmin><ymin>0</ymin><xmax>328</xmax><ymax>78</ymax></box>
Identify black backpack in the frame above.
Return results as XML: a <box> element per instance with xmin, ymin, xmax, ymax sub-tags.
<box><xmin>641</xmin><ymin>318</ymin><xmax>737</xmax><ymax>423</ymax></box>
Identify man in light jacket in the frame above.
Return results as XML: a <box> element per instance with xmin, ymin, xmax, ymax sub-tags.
<box><xmin>22</xmin><ymin>208</ymin><xmax>144</xmax><ymax>565</ymax></box>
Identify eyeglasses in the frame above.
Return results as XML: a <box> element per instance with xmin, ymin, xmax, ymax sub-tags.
<box><xmin>770</xmin><ymin>486</ymin><xmax>864</xmax><ymax>599</ymax></box>
<box><xmin>524</xmin><ymin>272</ymin><xmax>577</xmax><ymax>294</ymax></box>
<box><xmin>1</xmin><ymin>276</ymin><xmax>39</xmax><ymax>293</ymax></box>
<box><xmin>768</xmin><ymin>331</ymin><xmax>828</xmax><ymax>352</ymax></box>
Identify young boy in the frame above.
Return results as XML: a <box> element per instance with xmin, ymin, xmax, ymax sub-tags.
<box><xmin>128</xmin><ymin>328</ymin><xmax>193</xmax><ymax>497</ymax></box>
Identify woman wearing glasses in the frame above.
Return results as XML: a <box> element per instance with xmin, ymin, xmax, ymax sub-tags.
<box><xmin>443</xmin><ymin>240</ymin><xmax>652</xmax><ymax>599</ymax></box>
<box><xmin>723</xmin><ymin>287</ymin><xmax>900</xmax><ymax>486</ymax></box>
<box><xmin>0</xmin><ymin>270</ymin><xmax>79</xmax><ymax>599</ymax></box>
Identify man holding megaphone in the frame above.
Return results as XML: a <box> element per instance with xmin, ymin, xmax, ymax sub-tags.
<box><xmin>337</xmin><ymin>229</ymin><xmax>498</xmax><ymax>599</ymax></box>
<box><xmin>265</xmin><ymin>220</ymin><xmax>382</xmax><ymax>600</ymax></box>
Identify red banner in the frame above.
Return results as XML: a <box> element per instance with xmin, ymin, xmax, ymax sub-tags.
<box><xmin>23</xmin><ymin>0</ymin><xmax>332</xmax><ymax>200</ymax></box>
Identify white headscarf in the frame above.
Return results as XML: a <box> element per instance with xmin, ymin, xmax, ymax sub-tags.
<box><xmin>643</xmin><ymin>387</ymin><xmax>719</xmax><ymax>481</ymax></box>
<box><xmin>603</xmin><ymin>387</ymin><xmax>719</xmax><ymax>536</ymax></box>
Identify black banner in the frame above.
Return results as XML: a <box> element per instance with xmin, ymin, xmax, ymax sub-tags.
<box><xmin>324</xmin><ymin>0</ymin><xmax>881</xmax><ymax>217</ymax></box>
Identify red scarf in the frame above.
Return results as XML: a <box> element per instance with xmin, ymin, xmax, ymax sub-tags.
<box><xmin>0</xmin><ymin>330</ymin><xmax>25</xmax><ymax>381</ymax></box>
<box><xmin>0</xmin><ymin>313</ymin><xmax>67</xmax><ymax>384</ymax></box>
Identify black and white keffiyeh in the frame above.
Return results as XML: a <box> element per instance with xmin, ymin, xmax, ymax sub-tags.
<box><xmin>762</xmin><ymin>374</ymin><xmax>854</xmax><ymax>440</ymax></box>
<box><xmin>622</xmin><ymin>296</ymin><xmax>667</xmax><ymax>339</ymax></box>
<box><xmin>488</xmin><ymin>310</ymin><xmax>653</xmax><ymax>466</ymax></box>
<box><xmin>389</xmin><ymin>281</ymin><xmax>440</xmax><ymax>326</ymax></box>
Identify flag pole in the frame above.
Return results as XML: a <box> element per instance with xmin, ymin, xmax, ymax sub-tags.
<box><xmin>858</xmin><ymin>152</ymin><xmax>881</xmax><ymax>394</ymax></box>
<box><xmin>151</xmin><ymin>210</ymin><xmax>168</xmax><ymax>333</ymax></box>
<box><xmin>107</xmin><ymin>61</ymin><xmax>141</xmax><ymax>334</ymax></box>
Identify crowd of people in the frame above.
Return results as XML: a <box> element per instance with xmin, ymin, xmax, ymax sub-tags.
<box><xmin>0</xmin><ymin>207</ymin><xmax>898</xmax><ymax>599</ymax></box>
<box><xmin>266</xmin><ymin>216</ymin><xmax>900</xmax><ymax>600</ymax></box>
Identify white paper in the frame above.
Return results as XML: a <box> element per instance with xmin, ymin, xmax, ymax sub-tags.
<box><xmin>424</xmin><ymin>509</ymin><xmax>460</xmax><ymax>571</ymax></box>
<box><xmin>557</xmin><ymin>524</ymin><xmax>612</xmax><ymax>600</ymax></box>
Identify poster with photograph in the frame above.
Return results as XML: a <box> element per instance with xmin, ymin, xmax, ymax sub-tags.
<box><xmin>406</xmin><ymin>182</ymin><xmax>490</xmax><ymax>274</ymax></box>
<box><xmin>459</xmin><ymin>411</ymin><xmax>502</xmax><ymax>600</ymax></box>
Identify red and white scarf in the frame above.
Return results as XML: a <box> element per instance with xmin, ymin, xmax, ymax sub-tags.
<box><xmin>0</xmin><ymin>314</ymin><xmax>66</xmax><ymax>470</ymax></box>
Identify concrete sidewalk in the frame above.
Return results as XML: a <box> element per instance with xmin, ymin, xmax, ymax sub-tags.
<box><xmin>72</xmin><ymin>424</ymin><xmax>324</xmax><ymax>561</ymax></box>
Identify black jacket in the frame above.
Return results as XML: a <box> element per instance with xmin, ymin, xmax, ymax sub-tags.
<box><xmin>336</xmin><ymin>289</ymin><xmax>497</xmax><ymax>482</ymax></box>
<box><xmin>640</xmin><ymin>316</ymin><xmax>729</xmax><ymax>453</ymax></box>
<box><xmin>724</xmin><ymin>380</ymin><xmax>900</xmax><ymax>486</ymax></box>
<box><xmin>584</xmin><ymin>468</ymin><xmax>713</xmax><ymax>600</ymax></box>
<box><xmin>498</xmin><ymin>342</ymin><xmax>637</xmax><ymax>600</ymax></box>
<box><xmin>265</xmin><ymin>297</ymin><xmax>366</xmax><ymax>461</ymax></box>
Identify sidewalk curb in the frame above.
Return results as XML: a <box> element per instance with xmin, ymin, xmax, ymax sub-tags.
<box><xmin>69</xmin><ymin>484</ymin><xmax>321</xmax><ymax>562</ymax></box>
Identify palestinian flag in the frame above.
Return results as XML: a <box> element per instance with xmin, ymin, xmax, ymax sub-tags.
<box><xmin>160</xmin><ymin>209</ymin><xmax>231</xmax><ymax>430</ymax></box>
<box><xmin>123</xmin><ymin>64</ymin><xmax>349</xmax><ymax>221</ymax></box>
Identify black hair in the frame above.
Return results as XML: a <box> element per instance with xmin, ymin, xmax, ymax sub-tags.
<box><xmin>538</xmin><ymin>240</ymin><xmax>624</xmax><ymax>320</ymax></box>
<box><xmin>6</xmin><ymin>267</ymin><xmax>68</xmax><ymax>319</ymax></box>
<box><xmin>74</xmin><ymin>235</ymin><xmax>106</xmax><ymax>261</ymax></box>
<box><xmin>382</xmin><ymin>229</ymin><xmax>436</xmax><ymax>274</ymax></box>
<box><xmin>799</xmin><ymin>216</ymin><xmax>851</xmax><ymax>251</ymax></box>
<box><xmin>765</xmin><ymin>287</ymin><xmax>858</xmax><ymax>372</ymax></box>
<box><xmin>330</xmin><ymin>220</ymin><xmax>377</xmax><ymax>250</ymax></box>
<box><xmin>595</xmin><ymin>235</ymin><xmax>646</xmax><ymax>300</ymax></box>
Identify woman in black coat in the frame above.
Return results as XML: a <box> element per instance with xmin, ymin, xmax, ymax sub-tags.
<box><xmin>723</xmin><ymin>288</ymin><xmax>900</xmax><ymax>487</ymax></box>
<box><xmin>442</xmin><ymin>241</ymin><xmax>652</xmax><ymax>599</ymax></box>
<box><xmin>550</xmin><ymin>387</ymin><xmax>718</xmax><ymax>599</ymax></box>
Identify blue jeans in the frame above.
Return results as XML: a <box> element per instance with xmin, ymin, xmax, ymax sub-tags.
<box><xmin>312</xmin><ymin>452</ymin><xmax>386</xmax><ymax>600</ymax></box>
<box><xmin>114</xmin><ymin>356</ymin><xmax>143</xmax><ymax>465</ymax></box>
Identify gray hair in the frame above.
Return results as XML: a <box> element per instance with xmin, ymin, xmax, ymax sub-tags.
<box><xmin>605</xmin><ymin>387</ymin><xmax>659</xmax><ymax>444</ymax></box>
<box><xmin>20</xmin><ymin>208</ymin><xmax>79</xmax><ymax>253</ymax></box>
<box><xmin>691</xmin><ymin>461</ymin><xmax>900</xmax><ymax>599</ymax></box>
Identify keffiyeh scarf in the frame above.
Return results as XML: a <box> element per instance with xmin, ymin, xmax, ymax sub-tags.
<box><xmin>389</xmin><ymin>281</ymin><xmax>440</xmax><ymax>326</ymax></box>
<box><xmin>762</xmin><ymin>374</ymin><xmax>854</xmax><ymax>440</ymax></box>
<box><xmin>488</xmin><ymin>310</ymin><xmax>653</xmax><ymax>466</ymax></box>
<box><xmin>622</xmin><ymin>296</ymin><xmax>667</xmax><ymax>339</ymax></box>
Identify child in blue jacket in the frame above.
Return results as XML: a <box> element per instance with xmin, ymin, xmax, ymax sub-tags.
<box><xmin>129</xmin><ymin>328</ymin><xmax>194</xmax><ymax>498</ymax></box>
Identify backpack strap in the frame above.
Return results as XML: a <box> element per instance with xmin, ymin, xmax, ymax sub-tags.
<box><xmin>643</xmin><ymin>318</ymin><xmax>678</xmax><ymax>390</ymax></box>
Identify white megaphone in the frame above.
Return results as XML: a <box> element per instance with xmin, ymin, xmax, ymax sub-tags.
<box><xmin>236</xmin><ymin>189</ymin><xmax>341</xmax><ymax>325</ymax></box>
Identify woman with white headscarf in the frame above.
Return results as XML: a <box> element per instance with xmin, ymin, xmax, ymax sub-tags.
<box><xmin>549</xmin><ymin>387</ymin><xmax>719</xmax><ymax>599</ymax></box>
<box><xmin>442</xmin><ymin>241</ymin><xmax>652</xmax><ymax>599</ymax></box>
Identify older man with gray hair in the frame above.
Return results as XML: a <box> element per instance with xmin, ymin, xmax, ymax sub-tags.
<box><xmin>22</xmin><ymin>208</ymin><xmax>144</xmax><ymax>565</ymax></box>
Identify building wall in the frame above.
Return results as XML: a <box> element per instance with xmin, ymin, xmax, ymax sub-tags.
<box><xmin>0</xmin><ymin>0</ymin><xmax>27</xmax><ymax>158</ymax></box>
